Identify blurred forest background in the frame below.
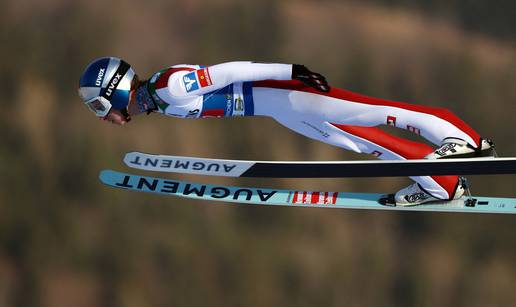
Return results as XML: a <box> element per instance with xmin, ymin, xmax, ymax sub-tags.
<box><xmin>1</xmin><ymin>0</ymin><xmax>516</xmax><ymax>306</ymax></box>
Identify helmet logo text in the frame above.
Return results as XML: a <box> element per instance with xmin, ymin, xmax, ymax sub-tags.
<box><xmin>105</xmin><ymin>73</ymin><xmax>123</xmax><ymax>97</ymax></box>
<box><xmin>96</xmin><ymin>68</ymin><xmax>105</xmax><ymax>86</ymax></box>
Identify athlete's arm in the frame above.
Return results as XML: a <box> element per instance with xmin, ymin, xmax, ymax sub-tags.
<box><xmin>210</xmin><ymin>61</ymin><xmax>292</xmax><ymax>85</ymax></box>
<box><xmin>174</xmin><ymin>61</ymin><xmax>329</xmax><ymax>96</ymax></box>
<box><xmin>175</xmin><ymin>61</ymin><xmax>289</xmax><ymax>96</ymax></box>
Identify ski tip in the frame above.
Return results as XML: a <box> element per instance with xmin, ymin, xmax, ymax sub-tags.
<box><xmin>123</xmin><ymin>152</ymin><xmax>144</xmax><ymax>166</ymax></box>
<box><xmin>99</xmin><ymin>169</ymin><xmax>117</xmax><ymax>183</ymax></box>
<box><xmin>124</xmin><ymin>151</ymin><xmax>156</xmax><ymax>157</ymax></box>
<box><xmin>123</xmin><ymin>151</ymin><xmax>139</xmax><ymax>159</ymax></box>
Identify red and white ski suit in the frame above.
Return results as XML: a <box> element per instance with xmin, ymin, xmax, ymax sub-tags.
<box><xmin>150</xmin><ymin>62</ymin><xmax>482</xmax><ymax>199</ymax></box>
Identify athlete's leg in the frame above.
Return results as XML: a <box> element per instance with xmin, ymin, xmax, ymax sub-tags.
<box><xmin>327</xmin><ymin>124</ymin><xmax>460</xmax><ymax>199</ymax></box>
<box><xmin>275</xmin><ymin>115</ymin><xmax>459</xmax><ymax>199</ymax></box>
<box><xmin>253</xmin><ymin>81</ymin><xmax>482</xmax><ymax>148</ymax></box>
<box><xmin>252</xmin><ymin>85</ymin><xmax>461</xmax><ymax>199</ymax></box>
<box><xmin>266</xmin><ymin>116</ymin><xmax>458</xmax><ymax>199</ymax></box>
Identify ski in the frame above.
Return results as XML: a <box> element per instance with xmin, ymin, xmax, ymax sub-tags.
<box><xmin>99</xmin><ymin>169</ymin><xmax>516</xmax><ymax>214</ymax></box>
<box><xmin>123</xmin><ymin>151</ymin><xmax>516</xmax><ymax>178</ymax></box>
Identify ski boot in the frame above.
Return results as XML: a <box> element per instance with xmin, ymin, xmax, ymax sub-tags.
<box><xmin>425</xmin><ymin>138</ymin><xmax>496</xmax><ymax>160</ymax></box>
<box><xmin>380</xmin><ymin>178</ymin><xmax>469</xmax><ymax>207</ymax></box>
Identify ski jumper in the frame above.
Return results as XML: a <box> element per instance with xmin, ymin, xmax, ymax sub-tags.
<box><xmin>148</xmin><ymin>62</ymin><xmax>482</xmax><ymax>200</ymax></box>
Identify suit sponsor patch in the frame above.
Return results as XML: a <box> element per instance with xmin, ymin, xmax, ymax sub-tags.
<box><xmin>387</xmin><ymin>116</ymin><xmax>397</xmax><ymax>126</ymax></box>
<box><xmin>183</xmin><ymin>68</ymin><xmax>213</xmax><ymax>93</ymax></box>
<box><xmin>196</xmin><ymin>68</ymin><xmax>213</xmax><ymax>88</ymax></box>
<box><xmin>183</xmin><ymin>72</ymin><xmax>199</xmax><ymax>92</ymax></box>
<box><xmin>407</xmin><ymin>125</ymin><xmax>421</xmax><ymax>135</ymax></box>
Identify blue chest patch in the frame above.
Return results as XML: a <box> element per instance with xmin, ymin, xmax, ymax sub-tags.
<box><xmin>183</xmin><ymin>72</ymin><xmax>199</xmax><ymax>92</ymax></box>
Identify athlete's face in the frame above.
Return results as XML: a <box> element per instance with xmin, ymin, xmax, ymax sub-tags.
<box><xmin>102</xmin><ymin>89</ymin><xmax>139</xmax><ymax>125</ymax></box>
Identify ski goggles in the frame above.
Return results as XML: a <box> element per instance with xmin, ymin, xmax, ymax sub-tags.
<box><xmin>83</xmin><ymin>95</ymin><xmax>112</xmax><ymax>118</ymax></box>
